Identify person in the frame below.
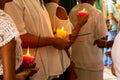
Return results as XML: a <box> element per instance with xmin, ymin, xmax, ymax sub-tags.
<box><xmin>44</xmin><ymin>0</ymin><xmax>88</xmax><ymax>80</ymax></box>
<box><xmin>107</xmin><ymin>0</ymin><xmax>120</xmax><ymax>33</ymax></box>
<box><xmin>0</xmin><ymin>8</ymin><xmax>23</xmax><ymax>80</ymax></box>
<box><xmin>69</xmin><ymin>0</ymin><xmax>108</xmax><ymax>80</ymax></box>
<box><xmin>111</xmin><ymin>31</ymin><xmax>120</xmax><ymax>79</ymax></box>
<box><xmin>0</xmin><ymin>2</ymin><xmax>38</xmax><ymax>80</ymax></box>
<box><xmin>3</xmin><ymin>0</ymin><xmax>85</xmax><ymax>80</ymax></box>
<box><xmin>103</xmin><ymin>19</ymin><xmax>112</xmax><ymax>68</ymax></box>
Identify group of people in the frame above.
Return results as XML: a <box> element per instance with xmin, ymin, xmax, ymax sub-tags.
<box><xmin>1</xmin><ymin>0</ymin><xmax>120</xmax><ymax>80</ymax></box>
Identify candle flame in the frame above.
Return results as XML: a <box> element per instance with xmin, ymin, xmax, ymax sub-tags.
<box><xmin>82</xmin><ymin>8</ymin><xmax>86</xmax><ymax>12</ymax></box>
<box><xmin>61</xmin><ymin>27</ymin><xmax>64</xmax><ymax>30</ymax></box>
<box><xmin>27</xmin><ymin>47</ymin><xmax>30</xmax><ymax>56</ymax></box>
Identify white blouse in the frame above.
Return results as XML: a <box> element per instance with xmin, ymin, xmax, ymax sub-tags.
<box><xmin>0</xmin><ymin>10</ymin><xmax>23</xmax><ymax>75</ymax></box>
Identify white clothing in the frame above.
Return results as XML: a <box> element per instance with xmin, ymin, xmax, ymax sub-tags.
<box><xmin>69</xmin><ymin>3</ymin><xmax>108</xmax><ymax>71</ymax></box>
<box><xmin>111</xmin><ymin>31</ymin><xmax>120</xmax><ymax>80</ymax></box>
<box><xmin>5</xmin><ymin>0</ymin><xmax>63</xmax><ymax>80</ymax></box>
<box><xmin>45</xmin><ymin>2</ymin><xmax>73</xmax><ymax>72</ymax></box>
<box><xmin>0</xmin><ymin>10</ymin><xmax>23</xmax><ymax>75</ymax></box>
<box><xmin>75</xmin><ymin>68</ymin><xmax>103</xmax><ymax>80</ymax></box>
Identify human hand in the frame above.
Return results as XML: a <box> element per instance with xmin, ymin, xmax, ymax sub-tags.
<box><xmin>53</xmin><ymin>37</ymin><xmax>70</xmax><ymax>50</ymax></box>
<box><xmin>16</xmin><ymin>62</ymin><xmax>38</xmax><ymax>80</ymax></box>
<box><xmin>93</xmin><ymin>39</ymin><xmax>107</xmax><ymax>48</ymax></box>
<box><xmin>16</xmin><ymin>67</ymin><xmax>39</xmax><ymax>80</ymax></box>
<box><xmin>105</xmin><ymin>51</ymin><xmax>111</xmax><ymax>58</ymax></box>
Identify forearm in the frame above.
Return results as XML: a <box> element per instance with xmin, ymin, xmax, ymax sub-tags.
<box><xmin>109</xmin><ymin>13</ymin><xmax>118</xmax><ymax>24</ymax></box>
<box><xmin>111</xmin><ymin>17</ymin><xmax>118</xmax><ymax>25</ymax></box>
<box><xmin>70</xmin><ymin>23</ymin><xmax>83</xmax><ymax>43</ymax></box>
<box><xmin>20</xmin><ymin>33</ymin><xmax>56</xmax><ymax>48</ymax></box>
<box><xmin>94</xmin><ymin>39</ymin><xmax>114</xmax><ymax>48</ymax></box>
<box><xmin>0</xmin><ymin>39</ymin><xmax>16</xmax><ymax>80</ymax></box>
<box><xmin>106</xmin><ymin>40</ymin><xmax>114</xmax><ymax>48</ymax></box>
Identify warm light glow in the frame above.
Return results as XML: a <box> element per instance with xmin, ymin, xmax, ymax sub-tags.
<box><xmin>81</xmin><ymin>8</ymin><xmax>86</xmax><ymax>12</ymax></box>
<box><xmin>56</xmin><ymin>27</ymin><xmax>67</xmax><ymax>38</ymax></box>
<box><xmin>78</xmin><ymin>8</ymin><xmax>87</xmax><ymax>16</ymax></box>
<box><xmin>61</xmin><ymin>27</ymin><xmax>64</xmax><ymax>31</ymax></box>
<box><xmin>20</xmin><ymin>47</ymin><xmax>35</xmax><ymax>69</ymax></box>
<box><xmin>26</xmin><ymin>47</ymin><xmax>30</xmax><ymax>56</ymax></box>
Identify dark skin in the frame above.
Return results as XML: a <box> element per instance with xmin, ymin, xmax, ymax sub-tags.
<box><xmin>44</xmin><ymin>0</ymin><xmax>89</xmax><ymax>50</ymax></box>
<box><xmin>0</xmin><ymin>39</ymin><xmax>16</xmax><ymax>80</ymax></box>
<box><xmin>80</xmin><ymin>0</ymin><xmax>111</xmax><ymax>49</ymax></box>
<box><xmin>44</xmin><ymin>0</ymin><xmax>88</xmax><ymax>80</ymax></box>
<box><xmin>94</xmin><ymin>38</ymin><xmax>114</xmax><ymax>48</ymax></box>
<box><xmin>0</xmin><ymin>0</ymin><xmax>38</xmax><ymax>80</ymax></box>
<box><xmin>0</xmin><ymin>35</ymin><xmax>38</xmax><ymax>80</ymax></box>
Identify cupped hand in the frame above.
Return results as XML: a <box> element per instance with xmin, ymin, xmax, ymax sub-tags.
<box><xmin>53</xmin><ymin>37</ymin><xmax>70</xmax><ymax>50</ymax></box>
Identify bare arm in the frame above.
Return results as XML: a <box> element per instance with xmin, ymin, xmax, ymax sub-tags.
<box><xmin>0</xmin><ymin>39</ymin><xmax>16</xmax><ymax>80</ymax></box>
<box><xmin>56</xmin><ymin>6</ymin><xmax>88</xmax><ymax>47</ymax></box>
<box><xmin>109</xmin><ymin>13</ymin><xmax>118</xmax><ymax>24</ymax></box>
<box><xmin>94</xmin><ymin>39</ymin><xmax>114</xmax><ymax>48</ymax></box>
<box><xmin>20</xmin><ymin>33</ymin><xmax>70</xmax><ymax>50</ymax></box>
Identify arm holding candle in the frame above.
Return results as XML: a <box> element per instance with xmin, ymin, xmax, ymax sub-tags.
<box><xmin>78</xmin><ymin>8</ymin><xmax>88</xmax><ymax>16</ymax></box>
<box><xmin>54</xmin><ymin>6</ymin><xmax>89</xmax><ymax>48</ymax></box>
<box><xmin>21</xmin><ymin>33</ymin><xmax>70</xmax><ymax>50</ymax></box>
<box><xmin>68</xmin><ymin>10</ymin><xmax>88</xmax><ymax>47</ymax></box>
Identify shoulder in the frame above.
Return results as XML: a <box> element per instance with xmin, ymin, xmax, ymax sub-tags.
<box><xmin>56</xmin><ymin>6</ymin><xmax>68</xmax><ymax>20</ymax></box>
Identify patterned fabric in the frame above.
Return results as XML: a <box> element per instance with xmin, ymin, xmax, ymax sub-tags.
<box><xmin>0</xmin><ymin>9</ymin><xmax>23</xmax><ymax>75</ymax></box>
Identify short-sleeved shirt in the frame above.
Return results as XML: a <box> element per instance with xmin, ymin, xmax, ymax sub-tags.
<box><xmin>45</xmin><ymin>2</ymin><xmax>73</xmax><ymax>72</ymax></box>
<box><xmin>0</xmin><ymin>10</ymin><xmax>23</xmax><ymax>75</ymax></box>
<box><xmin>4</xmin><ymin>0</ymin><xmax>63</xmax><ymax>79</ymax></box>
<box><xmin>69</xmin><ymin>3</ymin><xmax>108</xmax><ymax>71</ymax></box>
<box><xmin>107</xmin><ymin>0</ymin><xmax>120</xmax><ymax>31</ymax></box>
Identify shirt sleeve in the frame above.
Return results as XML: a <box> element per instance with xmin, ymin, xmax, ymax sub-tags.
<box><xmin>0</xmin><ymin>11</ymin><xmax>19</xmax><ymax>47</ymax></box>
<box><xmin>94</xmin><ymin>11</ymin><xmax>108</xmax><ymax>39</ymax></box>
<box><xmin>107</xmin><ymin>2</ymin><xmax>114</xmax><ymax>13</ymax></box>
<box><xmin>4</xmin><ymin>2</ymin><xmax>27</xmax><ymax>35</ymax></box>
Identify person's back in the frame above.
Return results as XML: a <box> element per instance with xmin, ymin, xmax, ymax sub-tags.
<box><xmin>69</xmin><ymin>0</ymin><xmax>108</xmax><ymax>80</ymax></box>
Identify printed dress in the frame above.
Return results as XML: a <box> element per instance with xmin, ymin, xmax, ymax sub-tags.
<box><xmin>0</xmin><ymin>10</ymin><xmax>23</xmax><ymax>75</ymax></box>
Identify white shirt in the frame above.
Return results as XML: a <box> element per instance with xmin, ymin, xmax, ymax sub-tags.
<box><xmin>5</xmin><ymin>0</ymin><xmax>63</xmax><ymax>79</ymax></box>
<box><xmin>45</xmin><ymin>2</ymin><xmax>73</xmax><ymax>73</ymax></box>
<box><xmin>0</xmin><ymin>9</ymin><xmax>23</xmax><ymax>75</ymax></box>
<box><xmin>111</xmin><ymin>31</ymin><xmax>120</xmax><ymax>80</ymax></box>
<box><xmin>69</xmin><ymin>3</ymin><xmax>108</xmax><ymax>71</ymax></box>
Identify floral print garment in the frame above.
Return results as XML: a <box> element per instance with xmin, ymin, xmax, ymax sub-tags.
<box><xmin>0</xmin><ymin>10</ymin><xmax>23</xmax><ymax>75</ymax></box>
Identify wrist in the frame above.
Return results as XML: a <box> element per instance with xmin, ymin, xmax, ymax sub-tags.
<box><xmin>105</xmin><ymin>41</ymin><xmax>108</xmax><ymax>48</ymax></box>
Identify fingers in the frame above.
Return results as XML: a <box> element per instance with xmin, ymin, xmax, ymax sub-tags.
<box><xmin>53</xmin><ymin>37</ymin><xmax>70</xmax><ymax>50</ymax></box>
<box><xmin>16</xmin><ymin>67</ymin><xmax>39</xmax><ymax>80</ymax></box>
<box><xmin>27</xmin><ymin>67</ymin><xmax>39</xmax><ymax>76</ymax></box>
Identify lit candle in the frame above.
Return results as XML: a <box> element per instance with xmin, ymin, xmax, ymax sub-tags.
<box><xmin>78</xmin><ymin>8</ymin><xmax>87</xmax><ymax>16</ymax></box>
<box><xmin>56</xmin><ymin>27</ymin><xmax>67</xmax><ymax>38</ymax></box>
<box><xmin>20</xmin><ymin>47</ymin><xmax>35</xmax><ymax>69</ymax></box>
